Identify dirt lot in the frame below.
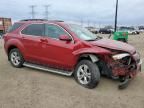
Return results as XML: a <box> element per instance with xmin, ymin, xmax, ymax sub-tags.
<box><xmin>0</xmin><ymin>34</ymin><xmax>144</xmax><ymax>108</ymax></box>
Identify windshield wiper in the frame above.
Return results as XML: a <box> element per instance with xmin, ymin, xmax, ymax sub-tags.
<box><xmin>86</xmin><ymin>39</ymin><xmax>97</xmax><ymax>41</ymax></box>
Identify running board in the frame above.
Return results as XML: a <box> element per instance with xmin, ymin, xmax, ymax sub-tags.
<box><xmin>23</xmin><ymin>62</ymin><xmax>73</xmax><ymax>76</ymax></box>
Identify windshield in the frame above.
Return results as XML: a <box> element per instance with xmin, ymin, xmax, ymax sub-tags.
<box><xmin>68</xmin><ymin>24</ymin><xmax>97</xmax><ymax>41</ymax></box>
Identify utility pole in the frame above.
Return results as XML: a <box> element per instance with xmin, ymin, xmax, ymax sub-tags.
<box><xmin>80</xmin><ymin>18</ymin><xmax>83</xmax><ymax>27</ymax></box>
<box><xmin>114</xmin><ymin>0</ymin><xmax>119</xmax><ymax>32</ymax></box>
<box><xmin>29</xmin><ymin>5</ymin><xmax>36</xmax><ymax>19</ymax></box>
<box><xmin>44</xmin><ymin>5</ymin><xmax>51</xmax><ymax>20</ymax></box>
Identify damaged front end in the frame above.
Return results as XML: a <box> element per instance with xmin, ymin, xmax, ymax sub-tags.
<box><xmin>100</xmin><ymin>52</ymin><xmax>142</xmax><ymax>89</ymax></box>
<box><xmin>111</xmin><ymin>52</ymin><xmax>142</xmax><ymax>78</ymax></box>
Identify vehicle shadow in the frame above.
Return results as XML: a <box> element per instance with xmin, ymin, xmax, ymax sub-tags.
<box><xmin>22</xmin><ymin>66</ymin><xmax>122</xmax><ymax>89</ymax></box>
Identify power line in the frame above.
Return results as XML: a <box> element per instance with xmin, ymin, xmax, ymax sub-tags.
<box><xmin>44</xmin><ymin>5</ymin><xmax>51</xmax><ymax>20</ymax></box>
<box><xmin>29</xmin><ymin>5</ymin><xmax>36</xmax><ymax>19</ymax></box>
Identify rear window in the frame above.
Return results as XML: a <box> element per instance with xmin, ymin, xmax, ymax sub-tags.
<box><xmin>7</xmin><ymin>23</ymin><xmax>23</xmax><ymax>33</ymax></box>
<box><xmin>21</xmin><ymin>24</ymin><xmax>44</xmax><ymax>36</ymax></box>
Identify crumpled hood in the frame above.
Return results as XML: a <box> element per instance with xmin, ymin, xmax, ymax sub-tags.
<box><xmin>90</xmin><ymin>39</ymin><xmax>136</xmax><ymax>54</ymax></box>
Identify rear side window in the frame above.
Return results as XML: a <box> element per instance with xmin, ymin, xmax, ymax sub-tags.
<box><xmin>7</xmin><ymin>23</ymin><xmax>23</xmax><ymax>33</ymax></box>
<box><xmin>21</xmin><ymin>24</ymin><xmax>44</xmax><ymax>36</ymax></box>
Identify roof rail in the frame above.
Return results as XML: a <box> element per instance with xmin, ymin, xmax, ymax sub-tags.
<box><xmin>50</xmin><ymin>20</ymin><xmax>64</xmax><ymax>22</ymax></box>
<box><xmin>20</xmin><ymin>19</ymin><xmax>48</xmax><ymax>21</ymax></box>
<box><xmin>20</xmin><ymin>19</ymin><xmax>64</xmax><ymax>22</ymax></box>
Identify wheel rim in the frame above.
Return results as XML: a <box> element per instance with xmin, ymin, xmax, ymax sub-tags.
<box><xmin>10</xmin><ymin>51</ymin><xmax>21</xmax><ymax>66</ymax></box>
<box><xmin>77</xmin><ymin>64</ymin><xmax>91</xmax><ymax>85</ymax></box>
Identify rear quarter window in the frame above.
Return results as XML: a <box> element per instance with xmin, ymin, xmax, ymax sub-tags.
<box><xmin>7</xmin><ymin>23</ymin><xmax>23</xmax><ymax>33</ymax></box>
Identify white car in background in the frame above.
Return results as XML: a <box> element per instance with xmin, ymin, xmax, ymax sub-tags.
<box><xmin>138</xmin><ymin>27</ymin><xmax>144</xmax><ymax>33</ymax></box>
<box><xmin>119</xmin><ymin>27</ymin><xmax>139</xmax><ymax>35</ymax></box>
<box><xmin>128</xmin><ymin>30</ymin><xmax>137</xmax><ymax>35</ymax></box>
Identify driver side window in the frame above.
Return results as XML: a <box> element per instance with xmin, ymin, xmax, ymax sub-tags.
<box><xmin>45</xmin><ymin>24</ymin><xmax>68</xmax><ymax>39</ymax></box>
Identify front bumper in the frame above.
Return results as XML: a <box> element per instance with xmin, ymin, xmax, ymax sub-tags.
<box><xmin>104</xmin><ymin>52</ymin><xmax>142</xmax><ymax>89</ymax></box>
<box><xmin>128</xmin><ymin>61</ymin><xmax>142</xmax><ymax>76</ymax></box>
<box><xmin>118</xmin><ymin>59</ymin><xmax>142</xmax><ymax>89</ymax></box>
<box><xmin>128</xmin><ymin>53</ymin><xmax>142</xmax><ymax>78</ymax></box>
<box><xmin>136</xmin><ymin>59</ymin><xmax>142</xmax><ymax>71</ymax></box>
<box><xmin>109</xmin><ymin>52</ymin><xmax>142</xmax><ymax>78</ymax></box>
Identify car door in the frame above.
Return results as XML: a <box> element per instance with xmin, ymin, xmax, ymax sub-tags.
<box><xmin>41</xmin><ymin>23</ymin><xmax>76</xmax><ymax>69</ymax></box>
<box><xmin>21</xmin><ymin>23</ymin><xmax>45</xmax><ymax>63</ymax></box>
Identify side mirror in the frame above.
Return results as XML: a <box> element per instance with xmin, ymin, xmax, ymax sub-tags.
<box><xmin>59</xmin><ymin>35</ymin><xmax>72</xmax><ymax>41</ymax></box>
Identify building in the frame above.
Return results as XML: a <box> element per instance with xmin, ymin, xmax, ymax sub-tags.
<box><xmin>0</xmin><ymin>17</ymin><xmax>12</xmax><ymax>35</ymax></box>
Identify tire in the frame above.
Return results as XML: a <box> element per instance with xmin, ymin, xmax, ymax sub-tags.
<box><xmin>74</xmin><ymin>60</ymin><xmax>100</xmax><ymax>89</ymax></box>
<box><xmin>118</xmin><ymin>38</ymin><xmax>127</xmax><ymax>43</ymax></box>
<box><xmin>9</xmin><ymin>48</ymin><xmax>24</xmax><ymax>68</ymax></box>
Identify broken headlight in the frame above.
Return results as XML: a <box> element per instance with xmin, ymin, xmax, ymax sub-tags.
<box><xmin>112</xmin><ymin>53</ymin><xmax>130</xmax><ymax>60</ymax></box>
<box><xmin>112</xmin><ymin>53</ymin><xmax>132</xmax><ymax>65</ymax></box>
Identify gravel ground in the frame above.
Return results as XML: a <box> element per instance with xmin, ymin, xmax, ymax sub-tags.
<box><xmin>0</xmin><ymin>34</ymin><xmax>144</xmax><ymax>108</ymax></box>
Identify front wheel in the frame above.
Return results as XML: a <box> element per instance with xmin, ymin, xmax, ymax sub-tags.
<box><xmin>74</xmin><ymin>60</ymin><xmax>100</xmax><ymax>89</ymax></box>
<box><xmin>9</xmin><ymin>48</ymin><xmax>24</xmax><ymax>68</ymax></box>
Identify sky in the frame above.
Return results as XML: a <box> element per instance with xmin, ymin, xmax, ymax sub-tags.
<box><xmin>0</xmin><ymin>0</ymin><xmax>144</xmax><ymax>26</ymax></box>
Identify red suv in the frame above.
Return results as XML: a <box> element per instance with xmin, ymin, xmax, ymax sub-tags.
<box><xmin>4</xmin><ymin>19</ymin><xmax>142</xmax><ymax>89</ymax></box>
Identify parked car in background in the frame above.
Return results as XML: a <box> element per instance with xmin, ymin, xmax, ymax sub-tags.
<box><xmin>119</xmin><ymin>27</ymin><xmax>139</xmax><ymax>35</ymax></box>
<box><xmin>138</xmin><ymin>26</ymin><xmax>144</xmax><ymax>33</ymax></box>
<box><xmin>86</xmin><ymin>26</ymin><xmax>98</xmax><ymax>34</ymax></box>
<box><xmin>99</xmin><ymin>28</ymin><xmax>112</xmax><ymax>34</ymax></box>
<box><xmin>135</xmin><ymin>30</ymin><xmax>140</xmax><ymax>34</ymax></box>
<box><xmin>104</xmin><ymin>26</ymin><xmax>114</xmax><ymax>33</ymax></box>
<box><xmin>4</xmin><ymin>19</ymin><xmax>142</xmax><ymax>89</ymax></box>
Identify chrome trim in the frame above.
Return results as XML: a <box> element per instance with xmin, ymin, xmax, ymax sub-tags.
<box><xmin>44</xmin><ymin>23</ymin><xmax>74</xmax><ymax>43</ymax></box>
<box><xmin>20</xmin><ymin>23</ymin><xmax>45</xmax><ymax>38</ymax></box>
<box><xmin>23</xmin><ymin>62</ymin><xmax>73</xmax><ymax>76</ymax></box>
<box><xmin>19</xmin><ymin>22</ymin><xmax>74</xmax><ymax>43</ymax></box>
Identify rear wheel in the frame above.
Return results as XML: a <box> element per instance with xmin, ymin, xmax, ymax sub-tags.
<box><xmin>74</xmin><ymin>60</ymin><xmax>100</xmax><ymax>89</ymax></box>
<box><xmin>9</xmin><ymin>48</ymin><xmax>24</xmax><ymax>68</ymax></box>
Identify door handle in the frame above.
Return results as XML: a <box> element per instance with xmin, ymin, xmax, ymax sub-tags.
<box><xmin>22</xmin><ymin>36</ymin><xmax>26</xmax><ymax>39</ymax></box>
<box><xmin>40</xmin><ymin>38</ymin><xmax>48</xmax><ymax>43</ymax></box>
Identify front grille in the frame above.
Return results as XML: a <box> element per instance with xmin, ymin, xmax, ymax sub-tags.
<box><xmin>117</xmin><ymin>56</ymin><xmax>132</xmax><ymax>66</ymax></box>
